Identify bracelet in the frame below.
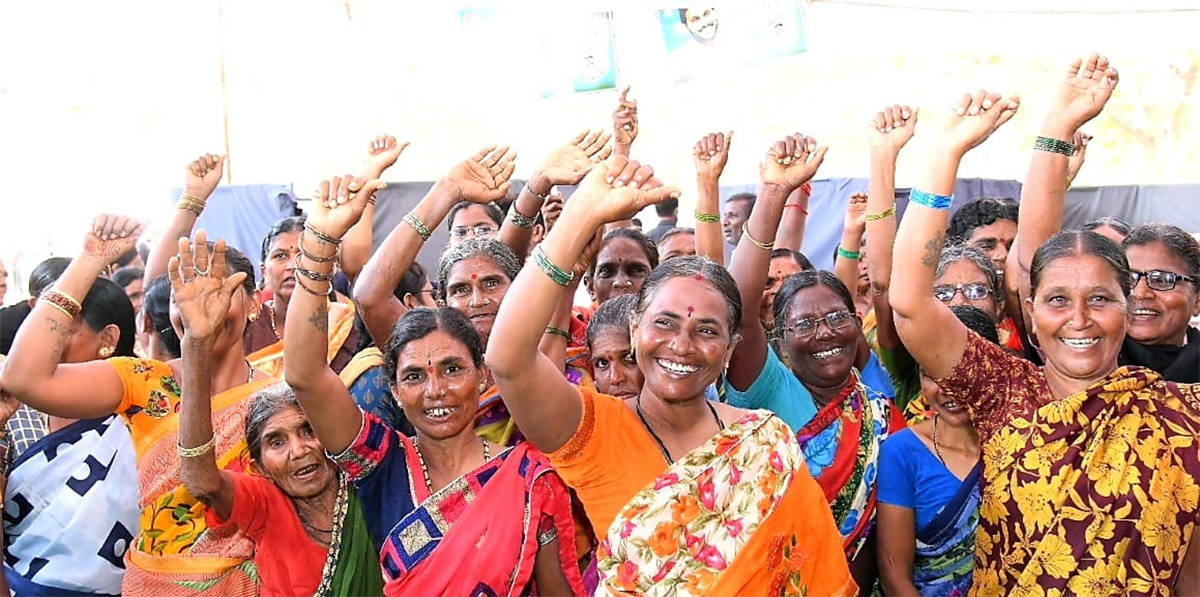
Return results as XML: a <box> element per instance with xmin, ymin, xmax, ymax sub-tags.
<box><xmin>176</xmin><ymin>196</ymin><xmax>207</xmax><ymax>216</ymax></box>
<box><xmin>544</xmin><ymin>326</ymin><xmax>571</xmax><ymax>340</ymax></box>
<box><xmin>295</xmin><ymin>274</ymin><xmax>334</xmax><ymax>297</ymax></box>
<box><xmin>741</xmin><ymin>222</ymin><xmax>774</xmax><ymax>251</ymax></box>
<box><xmin>784</xmin><ymin>204</ymin><xmax>808</xmax><ymax>215</ymax></box>
<box><xmin>531</xmin><ymin>245</ymin><xmax>574</xmax><ymax>287</ymax></box>
<box><xmin>293</xmin><ymin>254</ymin><xmax>335</xmax><ymax>282</ymax></box>
<box><xmin>178</xmin><ymin>435</ymin><xmax>217</xmax><ymax>458</ymax></box>
<box><xmin>836</xmin><ymin>245</ymin><xmax>861</xmax><ymax>260</ymax></box>
<box><xmin>39</xmin><ymin>289</ymin><xmax>83</xmax><ymax>319</ymax></box>
<box><xmin>403</xmin><ymin>212</ymin><xmax>432</xmax><ymax>242</ymax></box>
<box><xmin>508</xmin><ymin>206</ymin><xmax>538</xmax><ymax>229</ymax></box>
<box><xmin>865</xmin><ymin>203</ymin><xmax>896</xmax><ymax>222</ymax></box>
<box><xmin>694</xmin><ymin>211</ymin><xmax>720</xmax><ymax>224</ymax></box>
<box><xmin>908</xmin><ymin>189</ymin><xmax>954</xmax><ymax>211</ymax></box>
<box><xmin>304</xmin><ymin>222</ymin><xmax>342</xmax><ymax>246</ymax></box>
<box><xmin>298</xmin><ymin>232</ymin><xmax>339</xmax><ymax>263</ymax></box>
<box><xmin>525</xmin><ymin>184</ymin><xmax>551</xmax><ymax>201</ymax></box>
<box><xmin>1034</xmin><ymin>135</ymin><xmax>1076</xmax><ymax>156</ymax></box>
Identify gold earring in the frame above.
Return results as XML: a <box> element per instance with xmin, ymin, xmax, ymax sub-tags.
<box><xmin>99</xmin><ymin>346</ymin><xmax>114</xmax><ymax>358</ymax></box>
<box><xmin>479</xmin><ymin>380</ymin><xmax>489</xmax><ymax>394</ymax></box>
<box><xmin>248</xmin><ymin>312</ymin><xmax>258</xmax><ymax>323</ymax></box>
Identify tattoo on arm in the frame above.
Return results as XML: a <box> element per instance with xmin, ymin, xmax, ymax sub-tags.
<box><xmin>308</xmin><ymin>305</ymin><xmax>329</xmax><ymax>334</ymax></box>
<box><xmin>46</xmin><ymin>316</ymin><xmax>70</xmax><ymax>360</ymax></box>
<box><xmin>921</xmin><ymin>231</ymin><xmax>946</xmax><ymax>269</ymax></box>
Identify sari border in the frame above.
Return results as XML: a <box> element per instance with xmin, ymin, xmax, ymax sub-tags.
<box><xmin>916</xmin><ymin>460</ymin><xmax>982</xmax><ymax>545</ymax></box>
<box><xmin>136</xmin><ymin>377</ymin><xmax>275</xmax><ymax>456</ymax></box>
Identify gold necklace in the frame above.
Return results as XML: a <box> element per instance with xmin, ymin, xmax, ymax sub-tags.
<box><xmin>266</xmin><ymin>302</ymin><xmax>281</xmax><ymax>341</ymax></box>
<box><xmin>933</xmin><ymin>414</ymin><xmax>947</xmax><ymax>466</ymax></box>
<box><xmin>413</xmin><ymin>438</ymin><xmax>490</xmax><ymax>496</ymax></box>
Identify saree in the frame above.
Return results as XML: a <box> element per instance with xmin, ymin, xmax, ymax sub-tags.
<box><xmin>913</xmin><ymin>461</ymin><xmax>981</xmax><ymax>597</ymax></box>
<box><xmin>595</xmin><ymin>411</ymin><xmax>856</xmax><ymax>596</ymax></box>
<box><xmin>938</xmin><ymin>333</ymin><xmax>1200</xmax><ymax>597</ymax></box>
<box><xmin>108</xmin><ymin>357</ymin><xmax>275</xmax><ymax>596</ymax></box>
<box><xmin>247</xmin><ymin>299</ymin><xmax>357</xmax><ymax>378</ymax></box>
<box><xmin>3</xmin><ymin>415</ymin><xmax>140</xmax><ymax>596</ymax></box>
<box><xmin>341</xmin><ymin>347</ymin><xmax>414</xmax><ymax>436</ymax></box>
<box><xmin>795</xmin><ymin>372</ymin><xmax>902</xmax><ymax>560</ymax></box>
<box><xmin>475</xmin><ymin>384</ymin><xmax>523</xmax><ymax>447</ymax></box>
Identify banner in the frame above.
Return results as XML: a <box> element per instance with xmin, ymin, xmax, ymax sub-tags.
<box><xmin>657</xmin><ymin>0</ymin><xmax>807</xmax><ymax>82</ymax></box>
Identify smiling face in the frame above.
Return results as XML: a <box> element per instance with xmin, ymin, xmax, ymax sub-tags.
<box><xmin>683</xmin><ymin>7</ymin><xmax>718</xmax><ymax>42</ymax></box>
<box><xmin>965</xmin><ymin>220</ymin><xmax>1017</xmax><ymax>275</ymax></box>
<box><xmin>632</xmin><ymin>277</ymin><xmax>735</xmax><ymax>403</ymax></box>
<box><xmin>920</xmin><ymin>370</ymin><xmax>970</xmax><ymax>428</ymax></box>
<box><xmin>444</xmin><ymin>255</ymin><xmax>510</xmax><ymax>345</ymax></box>
<box><xmin>261</xmin><ymin>231</ymin><xmax>300</xmax><ymax>304</ymax></box>
<box><xmin>590</xmin><ymin>328</ymin><xmax>643</xmax><ymax>400</ymax></box>
<box><xmin>589</xmin><ymin>238</ymin><xmax>653</xmax><ymax>304</ymax></box>
<box><xmin>1029</xmin><ymin>253</ymin><xmax>1128</xmax><ymax>390</ymax></box>
<box><xmin>934</xmin><ymin>259</ymin><xmax>1001</xmax><ymax>322</ymax></box>
<box><xmin>780</xmin><ymin>284</ymin><xmax>860</xmax><ymax>391</ymax></box>
<box><xmin>392</xmin><ymin>329</ymin><xmax>482</xmax><ymax>440</ymax></box>
<box><xmin>255</xmin><ymin>405</ymin><xmax>336</xmax><ymax>499</ymax></box>
<box><xmin>658</xmin><ymin>232</ymin><xmax>696</xmax><ymax>263</ymax></box>
<box><xmin>1125</xmin><ymin>241</ymin><xmax>1200</xmax><ymax>346</ymax></box>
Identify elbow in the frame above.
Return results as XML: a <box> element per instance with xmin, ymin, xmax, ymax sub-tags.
<box><xmin>484</xmin><ymin>343</ymin><xmax>519</xmax><ymax>379</ymax></box>
<box><xmin>181</xmin><ymin>470</ymin><xmax>223</xmax><ymax>507</ymax></box>
<box><xmin>0</xmin><ymin>366</ymin><xmax>34</xmax><ymax>401</ymax></box>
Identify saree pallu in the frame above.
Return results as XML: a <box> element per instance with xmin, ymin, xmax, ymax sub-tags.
<box><xmin>341</xmin><ymin>347</ymin><xmax>415</xmax><ymax>436</ymax></box>
<box><xmin>314</xmin><ymin>475</ymin><xmax>385</xmax><ymax>597</ymax></box>
<box><xmin>247</xmin><ymin>300</ymin><xmax>357</xmax><ymax>379</ymax></box>
<box><xmin>795</xmin><ymin>374</ymin><xmax>900</xmax><ymax>560</ymax></box>
<box><xmin>3</xmin><ymin>415</ymin><xmax>140</xmax><ymax>596</ymax></box>
<box><xmin>596</xmin><ymin>412</ymin><xmax>856</xmax><ymax>597</ymax></box>
<box><xmin>382</xmin><ymin>438</ymin><xmax>585</xmax><ymax>596</ymax></box>
<box><xmin>475</xmin><ymin>385</ymin><xmax>523</xmax><ymax>447</ymax></box>
<box><xmin>914</xmin><ymin>462</ymin><xmax>981</xmax><ymax>597</ymax></box>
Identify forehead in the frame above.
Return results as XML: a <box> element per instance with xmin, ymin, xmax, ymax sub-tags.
<box><xmin>1125</xmin><ymin>241</ymin><xmax>1188</xmax><ymax>272</ymax></box>
<box><xmin>770</xmin><ymin>255</ymin><xmax>802</xmax><ymax>275</ymax></box>
<box><xmin>784</xmin><ymin>283</ymin><xmax>846</xmax><ymax>318</ymax></box>
<box><xmin>261</xmin><ymin>404</ymin><xmax>307</xmax><ymax>434</ymax></box>
<box><xmin>967</xmin><ymin>219</ymin><xmax>1017</xmax><ymax>241</ymax></box>
<box><xmin>936</xmin><ymin>259</ymin><xmax>989</xmax><ymax>283</ymax></box>
<box><xmin>660</xmin><ymin>233</ymin><xmax>694</xmax><ymax>253</ymax></box>
<box><xmin>268</xmin><ymin>230</ymin><xmax>301</xmax><ymax>252</ymax></box>
<box><xmin>397</xmin><ymin>329</ymin><xmax>471</xmax><ymax>366</ymax></box>
<box><xmin>1035</xmin><ymin>254</ymin><xmax>1124</xmax><ymax>292</ymax></box>
<box><xmin>645</xmin><ymin>277</ymin><xmax>727</xmax><ymax>317</ymax></box>
<box><xmin>451</xmin><ymin>205</ymin><xmax>496</xmax><ymax>226</ymax></box>
<box><xmin>590</xmin><ymin>329</ymin><xmax>632</xmax><ymax>355</ymax></box>
<box><xmin>598</xmin><ymin>238</ymin><xmax>651</xmax><ymax>264</ymax></box>
<box><xmin>447</xmin><ymin>255</ymin><xmax>506</xmax><ymax>284</ymax></box>
<box><xmin>724</xmin><ymin>199</ymin><xmax>751</xmax><ymax>215</ymax></box>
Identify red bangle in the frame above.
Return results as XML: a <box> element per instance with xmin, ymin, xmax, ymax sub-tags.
<box><xmin>784</xmin><ymin>204</ymin><xmax>808</xmax><ymax>215</ymax></box>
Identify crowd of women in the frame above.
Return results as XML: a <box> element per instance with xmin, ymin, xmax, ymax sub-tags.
<box><xmin>0</xmin><ymin>52</ymin><xmax>1197</xmax><ymax>597</ymax></box>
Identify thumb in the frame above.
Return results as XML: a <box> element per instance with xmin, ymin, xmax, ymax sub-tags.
<box><xmin>808</xmin><ymin>146</ymin><xmax>829</xmax><ymax>171</ymax></box>
<box><xmin>222</xmin><ymin>272</ymin><xmax>248</xmax><ymax>298</ymax></box>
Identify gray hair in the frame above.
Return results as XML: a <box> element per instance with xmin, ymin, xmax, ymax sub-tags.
<box><xmin>1123</xmin><ymin>223</ymin><xmax>1200</xmax><ymax>284</ymax></box>
<box><xmin>435</xmin><ymin>238</ymin><xmax>522</xmax><ymax>304</ymax></box>
<box><xmin>245</xmin><ymin>382</ymin><xmax>300</xmax><ymax>463</ymax></box>
<box><xmin>935</xmin><ymin>243</ymin><xmax>1003</xmax><ymax>301</ymax></box>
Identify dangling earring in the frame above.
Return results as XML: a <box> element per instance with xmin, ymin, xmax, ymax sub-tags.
<box><xmin>479</xmin><ymin>379</ymin><xmax>489</xmax><ymax>394</ymax></box>
<box><xmin>99</xmin><ymin>346</ymin><xmax>114</xmax><ymax>358</ymax></box>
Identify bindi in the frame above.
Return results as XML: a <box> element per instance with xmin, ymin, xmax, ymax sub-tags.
<box><xmin>694</xmin><ymin>274</ymin><xmax>704</xmax><ymax>281</ymax></box>
<box><xmin>687</xmin><ymin>306</ymin><xmax>695</xmax><ymax>319</ymax></box>
<box><xmin>470</xmin><ymin>273</ymin><xmax>478</xmax><ymax>280</ymax></box>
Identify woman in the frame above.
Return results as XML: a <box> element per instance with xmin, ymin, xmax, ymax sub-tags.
<box><xmin>1081</xmin><ymin>216</ymin><xmax>1131</xmax><ymax>244</ymax></box>
<box><xmin>0</xmin><ymin>217</ymin><xmax>274</xmax><ymax>595</ymax></box>
<box><xmin>893</xmin><ymin>60</ymin><xmax>1200</xmax><ymax>595</ymax></box>
<box><xmin>585</xmin><ymin>294</ymin><xmax>643</xmax><ymax>399</ymax></box>
<box><xmin>3</xmin><ymin>276</ymin><xmax>141</xmax><ymax>596</ymax></box>
<box><xmin>1119</xmin><ymin>223</ymin><xmax>1200</xmax><ymax>383</ymax></box>
<box><xmin>139</xmin><ymin>274</ymin><xmax>181</xmax><ymax>361</ymax></box>
<box><xmin>583</xmin><ymin>227</ymin><xmax>658</xmax><ymax>305</ymax></box>
<box><xmin>171</xmin><ymin>236</ymin><xmax>382</xmax><ymax>596</ymax></box>
<box><xmin>723</xmin><ymin>135</ymin><xmax>902</xmax><ymax>593</ymax></box>
<box><xmin>487</xmin><ymin>155</ymin><xmax>856</xmax><ymax>596</ymax></box>
<box><xmin>284</xmin><ymin>174</ymin><xmax>585</xmax><ymax>595</ymax></box>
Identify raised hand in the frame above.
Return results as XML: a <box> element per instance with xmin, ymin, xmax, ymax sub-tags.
<box><xmin>613</xmin><ymin>87</ymin><xmax>638</xmax><ymax>148</ymax></box>
<box><xmin>1066</xmin><ymin>130</ymin><xmax>1092</xmax><ymax>186</ymax></box>
<box><xmin>541</xmin><ymin>190</ymin><xmax>564</xmax><ymax>233</ymax></box>
<box><xmin>84</xmin><ymin>214</ymin><xmax>143</xmax><ymax>267</ymax></box>
<box><xmin>935</xmin><ymin>90</ymin><xmax>1020</xmax><ymax>153</ymax></box>
<box><xmin>1049</xmin><ymin>54</ymin><xmax>1119</xmax><ymax>131</ymax></box>
<box><xmin>844</xmin><ymin>192</ymin><xmax>869</xmax><ymax>232</ymax></box>
<box><xmin>758</xmin><ymin>133</ymin><xmax>828</xmax><ymax>191</ymax></box>
<box><xmin>167</xmin><ymin>230</ymin><xmax>247</xmax><ymax>342</ymax></box>
<box><xmin>868</xmin><ymin>105</ymin><xmax>918</xmax><ymax>151</ymax></box>
<box><xmin>572</xmin><ymin>156</ymin><xmax>681</xmax><ymax>225</ymax></box>
<box><xmin>307</xmin><ymin>174</ymin><xmax>387</xmax><ymax>240</ymax></box>
<box><xmin>540</xmin><ymin>130</ymin><xmax>612</xmax><ymax>186</ymax></box>
<box><xmin>363</xmin><ymin>134</ymin><xmax>410</xmax><ymax>178</ymax></box>
<box><xmin>184</xmin><ymin>153</ymin><xmax>225</xmax><ymax>200</ymax></box>
<box><xmin>694</xmin><ymin>131</ymin><xmax>733</xmax><ymax>181</ymax></box>
<box><xmin>445</xmin><ymin>145</ymin><xmax>517</xmax><ymax>204</ymax></box>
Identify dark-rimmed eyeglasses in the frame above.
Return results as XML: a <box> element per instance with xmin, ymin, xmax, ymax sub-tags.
<box><xmin>450</xmin><ymin>224</ymin><xmax>497</xmax><ymax>240</ymax></box>
<box><xmin>783</xmin><ymin>309</ymin><xmax>854</xmax><ymax>338</ymax></box>
<box><xmin>1131</xmin><ymin>269</ymin><xmax>1196</xmax><ymax>292</ymax></box>
<box><xmin>933</xmin><ymin>283</ymin><xmax>992</xmax><ymax>302</ymax></box>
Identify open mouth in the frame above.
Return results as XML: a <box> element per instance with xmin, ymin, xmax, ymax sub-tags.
<box><xmin>1060</xmin><ymin>337</ymin><xmax>1100</xmax><ymax>349</ymax></box>
<box><xmin>941</xmin><ymin>400</ymin><xmax>963</xmax><ymax>413</ymax></box>
<box><xmin>469</xmin><ymin>313</ymin><xmax>496</xmax><ymax>322</ymax></box>
<box><xmin>812</xmin><ymin>347</ymin><xmax>844</xmax><ymax>361</ymax></box>
<box><xmin>657</xmin><ymin>358</ymin><xmax>698</xmax><ymax>376</ymax></box>
<box><xmin>294</xmin><ymin>463</ymin><xmax>321</xmax><ymax>480</ymax></box>
<box><xmin>425</xmin><ymin>406</ymin><xmax>457</xmax><ymax>420</ymax></box>
<box><xmin>1131</xmin><ymin>308</ymin><xmax>1160</xmax><ymax>319</ymax></box>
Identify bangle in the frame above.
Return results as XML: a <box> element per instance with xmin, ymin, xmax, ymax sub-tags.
<box><xmin>741</xmin><ymin>222</ymin><xmax>774</xmax><ymax>251</ymax></box>
<box><xmin>304</xmin><ymin>222</ymin><xmax>342</xmax><ymax>246</ymax></box>
<box><xmin>508</xmin><ymin>206</ymin><xmax>537</xmax><ymax>229</ymax></box>
<box><xmin>178</xmin><ymin>435</ymin><xmax>216</xmax><ymax>458</ymax></box>
<box><xmin>865</xmin><ymin>203</ymin><xmax>896</xmax><ymax>222</ymax></box>
<box><xmin>403</xmin><ymin>212</ymin><xmax>432</xmax><ymax>242</ymax></box>
<box><xmin>293</xmin><ymin>254</ymin><xmax>335</xmax><ymax>282</ymax></box>
<box><xmin>39</xmin><ymin>289</ymin><xmax>83</xmax><ymax>319</ymax></box>
<box><xmin>176</xmin><ymin>195</ymin><xmax>207</xmax><ymax>216</ymax></box>
<box><xmin>784</xmin><ymin>204</ymin><xmax>808</xmax><ymax>215</ymax></box>
<box><xmin>908</xmin><ymin>189</ymin><xmax>954</xmax><ymax>211</ymax></box>
<box><xmin>295</xmin><ymin>275</ymin><xmax>334</xmax><ymax>297</ymax></box>
<box><xmin>531</xmin><ymin>245</ymin><xmax>574</xmax><ymax>287</ymax></box>
<box><xmin>694</xmin><ymin>211</ymin><xmax>720</xmax><ymax>224</ymax></box>
<box><xmin>1034</xmin><ymin>135</ymin><xmax>1075</xmax><ymax>156</ymax></box>
<box><xmin>298</xmin><ymin>232</ymin><xmax>339</xmax><ymax>263</ymax></box>
<box><xmin>544</xmin><ymin>326</ymin><xmax>571</xmax><ymax>340</ymax></box>
<box><xmin>836</xmin><ymin>245</ymin><xmax>861</xmax><ymax>260</ymax></box>
<box><xmin>525</xmin><ymin>184</ymin><xmax>550</xmax><ymax>201</ymax></box>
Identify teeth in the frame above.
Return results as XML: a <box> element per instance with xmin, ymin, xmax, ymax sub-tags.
<box><xmin>1133</xmin><ymin>309</ymin><xmax>1157</xmax><ymax>316</ymax></box>
<box><xmin>425</xmin><ymin>407</ymin><xmax>454</xmax><ymax>417</ymax></box>
<box><xmin>943</xmin><ymin>402</ymin><xmax>959</xmax><ymax>409</ymax></box>
<box><xmin>1062</xmin><ymin>338</ymin><xmax>1100</xmax><ymax>349</ymax></box>
<box><xmin>813</xmin><ymin>347</ymin><xmax>843</xmax><ymax>360</ymax></box>
<box><xmin>657</xmin><ymin>359</ymin><xmax>698</xmax><ymax>375</ymax></box>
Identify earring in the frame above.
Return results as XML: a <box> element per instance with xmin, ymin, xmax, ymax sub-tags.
<box><xmin>479</xmin><ymin>380</ymin><xmax>489</xmax><ymax>394</ymax></box>
<box><xmin>629</xmin><ymin>335</ymin><xmax>636</xmax><ymax>360</ymax></box>
<box><xmin>99</xmin><ymin>346</ymin><xmax>114</xmax><ymax>358</ymax></box>
<box><xmin>248</xmin><ymin>312</ymin><xmax>258</xmax><ymax>323</ymax></box>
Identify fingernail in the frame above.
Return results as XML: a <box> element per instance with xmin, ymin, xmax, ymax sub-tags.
<box><xmin>614</xmin><ymin>180</ymin><xmax>624</xmax><ymax>187</ymax></box>
<box><xmin>982</xmin><ymin>100</ymin><xmax>994</xmax><ymax>109</ymax></box>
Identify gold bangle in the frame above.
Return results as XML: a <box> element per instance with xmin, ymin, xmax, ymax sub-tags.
<box><xmin>40</xmin><ymin>289</ymin><xmax>83</xmax><ymax>319</ymax></box>
<box><xmin>865</xmin><ymin>203</ymin><xmax>896</xmax><ymax>222</ymax></box>
<box><xmin>741</xmin><ymin>222</ymin><xmax>774</xmax><ymax>251</ymax></box>
<box><xmin>178</xmin><ymin>435</ymin><xmax>216</xmax><ymax>458</ymax></box>
<box><xmin>176</xmin><ymin>196</ymin><xmax>207</xmax><ymax>216</ymax></box>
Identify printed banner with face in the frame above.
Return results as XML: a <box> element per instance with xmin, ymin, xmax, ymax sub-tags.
<box><xmin>657</xmin><ymin>0</ymin><xmax>807</xmax><ymax>82</ymax></box>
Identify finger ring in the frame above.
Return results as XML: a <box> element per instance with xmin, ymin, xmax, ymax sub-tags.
<box><xmin>193</xmin><ymin>265</ymin><xmax>211</xmax><ymax>276</ymax></box>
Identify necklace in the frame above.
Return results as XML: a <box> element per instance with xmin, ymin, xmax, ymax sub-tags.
<box><xmin>933</xmin><ymin>414</ymin><xmax>947</xmax><ymax>466</ymax></box>
<box><xmin>311</xmin><ymin>472</ymin><xmax>349</xmax><ymax>597</ymax></box>
<box><xmin>413</xmin><ymin>437</ymin><xmax>490</xmax><ymax>496</ymax></box>
<box><xmin>635</xmin><ymin>396</ymin><xmax>725</xmax><ymax>465</ymax></box>
<box><xmin>266</xmin><ymin>302</ymin><xmax>281</xmax><ymax>341</ymax></box>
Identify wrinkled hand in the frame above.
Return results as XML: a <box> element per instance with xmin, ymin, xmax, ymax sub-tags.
<box><xmin>184</xmin><ymin>154</ymin><xmax>225</xmax><ymax>200</ymax></box>
<box><xmin>84</xmin><ymin>214</ymin><xmax>143</xmax><ymax>267</ymax></box>
<box><xmin>759</xmin><ymin>133</ymin><xmax>828</xmax><ymax>191</ymax></box>
<box><xmin>540</xmin><ymin>130</ymin><xmax>612</xmax><ymax>186</ymax></box>
<box><xmin>572</xmin><ymin>156</ymin><xmax>681</xmax><ymax>225</ymax></box>
<box><xmin>168</xmin><ymin>231</ymin><xmax>248</xmax><ymax>342</ymax></box>
<box><xmin>868</xmin><ymin>105</ymin><xmax>918</xmax><ymax>151</ymax></box>
<box><xmin>363</xmin><ymin>134</ymin><xmax>410</xmax><ymax>178</ymax></box>
<box><xmin>307</xmin><ymin>174</ymin><xmax>387</xmax><ymax>240</ymax></box>
<box><xmin>541</xmin><ymin>190</ymin><xmax>564</xmax><ymax>233</ymax></box>
<box><xmin>937</xmin><ymin>90</ymin><xmax>1020</xmax><ymax>153</ymax></box>
<box><xmin>844</xmin><ymin>192</ymin><xmax>868</xmax><ymax>232</ymax></box>
<box><xmin>613</xmin><ymin>87</ymin><xmax>638</xmax><ymax>147</ymax></box>
<box><xmin>445</xmin><ymin>145</ymin><xmax>517</xmax><ymax>204</ymax></box>
<box><xmin>1066</xmin><ymin>130</ymin><xmax>1092</xmax><ymax>185</ymax></box>
<box><xmin>694</xmin><ymin>131</ymin><xmax>733</xmax><ymax>181</ymax></box>
<box><xmin>1049</xmin><ymin>54</ymin><xmax>1119</xmax><ymax>130</ymax></box>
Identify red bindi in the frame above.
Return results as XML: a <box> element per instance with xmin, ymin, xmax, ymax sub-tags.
<box><xmin>694</xmin><ymin>274</ymin><xmax>704</xmax><ymax>281</ymax></box>
<box><xmin>470</xmin><ymin>274</ymin><xmax>478</xmax><ymax>280</ymax></box>
<box><xmin>687</xmin><ymin>306</ymin><xmax>695</xmax><ymax>318</ymax></box>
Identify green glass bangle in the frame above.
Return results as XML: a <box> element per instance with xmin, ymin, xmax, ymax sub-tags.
<box><xmin>1034</xmin><ymin>135</ymin><xmax>1075</xmax><ymax>156</ymax></box>
<box><xmin>836</xmin><ymin>245</ymin><xmax>861</xmax><ymax>260</ymax></box>
<box><xmin>694</xmin><ymin>211</ymin><xmax>720</xmax><ymax>224</ymax></box>
<box><xmin>403</xmin><ymin>212</ymin><xmax>432</xmax><ymax>241</ymax></box>
<box><xmin>532</xmin><ymin>245</ymin><xmax>574</xmax><ymax>287</ymax></box>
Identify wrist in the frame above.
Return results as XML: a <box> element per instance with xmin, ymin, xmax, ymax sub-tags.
<box><xmin>841</xmin><ymin>228</ymin><xmax>864</xmax><ymax>246</ymax></box>
<box><xmin>183</xmin><ymin>186</ymin><xmax>214</xmax><ymax>202</ymax></box>
<box><xmin>759</xmin><ymin>182</ymin><xmax>793</xmax><ymax>200</ymax></box>
<box><xmin>1038</xmin><ymin>118</ymin><xmax>1077</xmax><ymax>144</ymax></box>
<box><xmin>76</xmin><ymin>253</ymin><xmax>115</xmax><ymax>273</ymax></box>
<box><xmin>527</xmin><ymin>172</ymin><xmax>553</xmax><ymax>195</ymax></box>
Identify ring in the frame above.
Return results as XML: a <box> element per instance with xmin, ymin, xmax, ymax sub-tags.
<box><xmin>193</xmin><ymin>265</ymin><xmax>211</xmax><ymax>276</ymax></box>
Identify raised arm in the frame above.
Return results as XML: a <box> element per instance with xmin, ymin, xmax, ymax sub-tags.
<box><xmin>144</xmin><ymin>154</ymin><xmax>224</xmax><ymax>286</ymax></box>
<box><xmin>340</xmin><ymin>135</ymin><xmax>410</xmax><ymax>284</ymax></box>
<box><xmin>774</xmin><ymin>185</ymin><xmax>810</xmax><ymax>253</ymax></box>
<box><xmin>612</xmin><ymin>87</ymin><xmax>638</xmax><ymax>158</ymax></box>
<box><xmin>353</xmin><ymin>146</ymin><xmax>516</xmax><ymax>348</ymax></box>
<box><xmin>497</xmin><ymin>130</ymin><xmax>611</xmax><ymax>257</ymax></box>
<box><xmin>285</xmin><ymin>174</ymin><xmax>387</xmax><ymax>454</ymax></box>
<box><xmin>693</xmin><ymin>131</ymin><xmax>732</xmax><ymax>265</ymax></box>
<box><xmin>173</xmin><ymin>234</ymin><xmax>246</xmax><ymax>520</ymax></box>
<box><xmin>487</xmin><ymin>156</ymin><xmax>678</xmax><ymax>454</ymax></box>
<box><xmin>865</xmin><ymin>105</ymin><xmax>918</xmax><ymax>352</ymax></box>
<box><xmin>833</xmin><ymin>192</ymin><xmax>868</xmax><ymax>302</ymax></box>
<box><xmin>0</xmin><ymin>215</ymin><xmax>139</xmax><ymax>418</ymax></box>
<box><xmin>891</xmin><ymin>91</ymin><xmax>1019</xmax><ymax>379</ymax></box>
<box><xmin>724</xmin><ymin>134</ymin><xmax>827</xmax><ymax>391</ymax></box>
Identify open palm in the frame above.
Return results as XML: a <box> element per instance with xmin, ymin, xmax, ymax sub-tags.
<box><xmin>168</xmin><ymin>232</ymin><xmax>246</xmax><ymax>341</ymax></box>
<box><xmin>307</xmin><ymin>175</ymin><xmax>385</xmax><ymax>240</ymax></box>
<box><xmin>1051</xmin><ymin>54</ymin><xmax>1119</xmax><ymax>130</ymax></box>
<box><xmin>447</xmin><ymin>145</ymin><xmax>517</xmax><ymax>204</ymax></box>
<box><xmin>541</xmin><ymin>130</ymin><xmax>611</xmax><ymax>185</ymax></box>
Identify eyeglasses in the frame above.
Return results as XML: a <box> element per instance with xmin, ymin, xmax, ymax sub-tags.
<box><xmin>1131</xmin><ymin>269</ymin><xmax>1197</xmax><ymax>292</ymax></box>
<box><xmin>450</xmin><ymin>225</ymin><xmax>497</xmax><ymax>240</ymax></box>
<box><xmin>783</xmin><ymin>309</ymin><xmax>854</xmax><ymax>338</ymax></box>
<box><xmin>933</xmin><ymin>283</ymin><xmax>993</xmax><ymax>302</ymax></box>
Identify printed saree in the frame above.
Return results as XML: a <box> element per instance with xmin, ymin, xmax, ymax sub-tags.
<box><xmin>314</xmin><ymin>474</ymin><xmax>385</xmax><ymax>597</ymax></box>
<box><xmin>913</xmin><ymin>461</ymin><xmax>981</xmax><ymax>597</ymax></box>
<box><xmin>247</xmin><ymin>299</ymin><xmax>357</xmax><ymax>379</ymax></box>
<box><xmin>795</xmin><ymin>373</ymin><xmax>902</xmax><ymax>561</ymax></box>
<box><xmin>596</xmin><ymin>411</ymin><xmax>856</xmax><ymax>596</ymax></box>
<box><xmin>475</xmin><ymin>384</ymin><xmax>523</xmax><ymax>447</ymax></box>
